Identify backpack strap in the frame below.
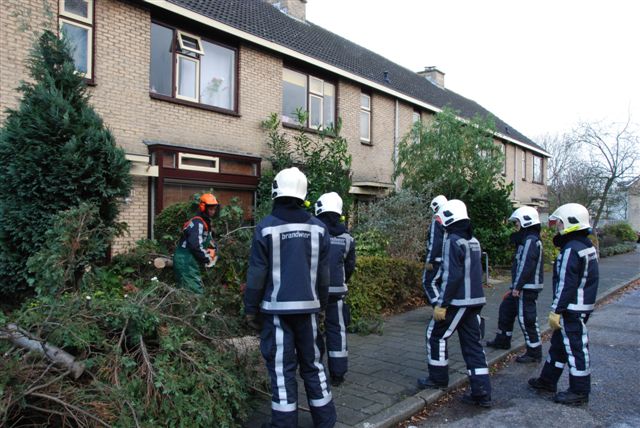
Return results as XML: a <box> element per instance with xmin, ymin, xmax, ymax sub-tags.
<box><xmin>182</xmin><ymin>216</ymin><xmax>209</xmax><ymax>232</ymax></box>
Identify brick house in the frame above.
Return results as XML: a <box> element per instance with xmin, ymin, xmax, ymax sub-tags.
<box><xmin>0</xmin><ymin>0</ymin><xmax>550</xmax><ymax>251</ymax></box>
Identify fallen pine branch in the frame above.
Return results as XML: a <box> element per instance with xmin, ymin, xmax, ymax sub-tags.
<box><xmin>1</xmin><ymin>323</ymin><xmax>85</xmax><ymax>379</ymax></box>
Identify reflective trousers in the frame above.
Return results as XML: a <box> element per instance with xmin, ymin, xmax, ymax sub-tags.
<box><xmin>495</xmin><ymin>290</ymin><xmax>541</xmax><ymax>353</ymax></box>
<box><xmin>426</xmin><ymin>306</ymin><xmax>491</xmax><ymax>398</ymax></box>
<box><xmin>260</xmin><ymin>313</ymin><xmax>337</xmax><ymax>428</ymax></box>
<box><xmin>540</xmin><ymin>312</ymin><xmax>592</xmax><ymax>394</ymax></box>
<box><xmin>323</xmin><ymin>296</ymin><xmax>350</xmax><ymax>378</ymax></box>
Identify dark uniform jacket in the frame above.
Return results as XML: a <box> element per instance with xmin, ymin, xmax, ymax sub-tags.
<box><xmin>244</xmin><ymin>201</ymin><xmax>331</xmax><ymax>315</ymax></box>
<box><xmin>510</xmin><ymin>228</ymin><xmax>544</xmax><ymax>291</ymax></box>
<box><xmin>426</xmin><ymin>218</ymin><xmax>445</xmax><ymax>264</ymax></box>
<box><xmin>551</xmin><ymin>233</ymin><xmax>599</xmax><ymax>314</ymax></box>
<box><xmin>317</xmin><ymin>213</ymin><xmax>356</xmax><ymax>296</ymax></box>
<box><xmin>437</xmin><ymin>220</ymin><xmax>486</xmax><ymax>308</ymax></box>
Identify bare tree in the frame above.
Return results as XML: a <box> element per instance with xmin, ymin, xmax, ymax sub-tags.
<box><xmin>574</xmin><ymin>117</ymin><xmax>640</xmax><ymax>229</ymax></box>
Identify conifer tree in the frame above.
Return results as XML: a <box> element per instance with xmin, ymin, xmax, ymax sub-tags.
<box><xmin>0</xmin><ymin>30</ymin><xmax>131</xmax><ymax>296</ymax></box>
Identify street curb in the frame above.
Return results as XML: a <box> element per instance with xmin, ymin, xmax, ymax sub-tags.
<box><xmin>352</xmin><ymin>272</ymin><xmax>640</xmax><ymax>428</ymax></box>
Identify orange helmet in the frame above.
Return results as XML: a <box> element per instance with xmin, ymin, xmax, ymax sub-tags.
<box><xmin>198</xmin><ymin>193</ymin><xmax>219</xmax><ymax>212</ymax></box>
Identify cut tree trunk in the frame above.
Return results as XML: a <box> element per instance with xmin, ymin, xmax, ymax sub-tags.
<box><xmin>1</xmin><ymin>323</ymin><xmax>85</xmax><ymax>379</ymax></box>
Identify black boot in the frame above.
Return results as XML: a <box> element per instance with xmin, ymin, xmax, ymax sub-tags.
<box><xmin>417</xmin><ymin>377</ymin><xmax>448</xmax><ymax>390</ymax></box>
<box><xmin>516</xmin><ymin>346</ymin><xmax>542</xmax><ymax>363</ymax></box>
<box><xmin>486</xmin><ymin>335</ymin><xmax>511</xmax><ymax>350</ymax></box>
<box><xmin>554</xmin><ymin>390</ymin><xmax>589</xmax><ymax>406</ymax></box>
<box><xmin>330</xmin><ymin>375</ymin><xmax>345</xmax><ymax>387</ymax></box>
<box><xmin>460</xmin><ymin>391</ymin><xmax>492</xmax><ymax>408</ymax></box>
<box><xmin>528</xmin><ymin>377</ymin><xmax>557</xmax><ymax>393</ymax></box>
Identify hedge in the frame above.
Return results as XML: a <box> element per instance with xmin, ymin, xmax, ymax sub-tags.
<box><xmin>347</xmin><ymin>256</ymin><xmax>423</xmax><ymax>330</ymax></box>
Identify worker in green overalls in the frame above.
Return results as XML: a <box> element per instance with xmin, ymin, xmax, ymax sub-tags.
<box><xmin>173</xmin><ymin>193</ymin><xmax>219</xmax><ymax>294</ymax></box>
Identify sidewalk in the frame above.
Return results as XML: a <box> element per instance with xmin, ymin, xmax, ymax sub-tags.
<box><xmin>244</xmin><ymin>247</ymin><xmax>640</xmax><ymax>428</ymax></box>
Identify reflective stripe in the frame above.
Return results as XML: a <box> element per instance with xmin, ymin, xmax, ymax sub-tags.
<box><xmin>438</xmin><ymin>239</ymin><xmax>452</xmax><ymax>305</ymax></box>
<box><xmin>309</xmin><ymin>395</ymin><xmax>333</xmax><ymax>407</ymax></box>
<box><xmin>578</xmin><ymin>247</ymin><xmax>596</xmax><ymax>258</ymax></box>
<box><xmin>461</xmin><ymin>239</ymin><xmax>471</xmax><ymax>300</ymax></box>
<box><xmin>273</xmin><ymin>316</ymin><xmax>288</xmax><ymax>408</ymax></box>
<box><xmin>552</xmin><ymin>248</ymin><xmax>572</xmax><ymax>311</ymax></box>
<box><xmin>535</xmin><ymin>241</ymin><xmax>543</xmax><ymax>287</ymax></box>
<box><xmin>428</xmin><ymin>357</ymin><xmax>449</xmax><ymax>366</ymax></box>
<box><xmin>468</xmin><ymin>368</ymin><xmax>489</xmax><ymax>375</ymax></box>
<box><xmin>497</xmin><ymin>329</ymin><xmax>513</xmax><ymax>336</ymax></box>
<box><xmin>434</xmin><ymin>257</ymin><xmax>442</xmax><ymax>262</ymax></box>
<box><xmin>567</xmin><ymin>303</ymin><xmax>595</xmax><ymax>311</ymax></box>
<box><xmin>450</xmin><ymin>297</ymin><xmax>486</xmax><ymax>306</ymax></box>
<box><xmin>329</xmin><ymin>286</ymin><xmax>348</xmax><ymax>294</ymax></box>
<box><xmin>529</xmin><ymin>341</ymin><xmax>542</xmax><ymax>348</ymax></box>
<box><xmin>329</xmin><ymin>350</ymin><xmax>348</xmax><ymax>358</ymax></box>
<box><xmin>261</xmin><ymin>300</ymin><xmax>320</xmax><ymax>311</ymax></box>
<box><xmin>517</xmin><ymin>296</ymin><xmax>530</xmax><ymax>347</ymax></box>
<box><xmin>337</xmin><ymin>299</ymin><xmax>347</xmax><ymax>357</ymax></box>
<box><xmin>570</xmin><ymin>367</ymin><xmax>591</xmax><ymax>376</ymax></box>
<box><xmin>309</xmin><ymin>228</ymin><xmax>320</xmax><ymax>302</ymax></box>
<box><xmin>311</xmin><ymin>314</ymin><xmax>332</xmax><ymax>403</ymax></box>
<box><xmin>514</xmin><ymin>239</ymin><xmax>532</xmax><ymax>287</ymax></box>
<box><xmin>435</xmin><ymin>308</ymin><xmax>465</xmax><ymax>364</ymax></box>
<box><xmin>522</xmin><ymin>283</ymin><xmax>543</xmax><ymax>290</ymax></box>
<box><xmin>554</xmin><ymin>361</ymin><xmax>565</xmax><ymax>369</ymax></box>
<box><xmin>272</xmin><ymin>401</ymin><xmax>297</xmax><ymax>412</ymax></box>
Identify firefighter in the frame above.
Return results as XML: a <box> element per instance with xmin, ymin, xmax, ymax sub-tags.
<box><xmin>172</xmin><ymin>193</ymin><xmax>219</xmax><ymax>294</ymax></box>
<box><xmin>417</xmin><ymin>199</ymin><xmax>492</xmax><ymax>408</ymax></box>
<box><xmin>244</xmin><ymin>167</ymin><xmax>337</xmax><ymax>428</ymax></box>
<box><xmin>314</xmin><ymin>192</ymin><xmax>356</xmax><ymax>387</ymax></box>
<box><xmin>529</xmin><ymin>203</ymin><xmax>599</xmax><ymax>406</ymax></box>
<box><xmin>422</xmin><ymin>195</ymin><xmax>447</xmax><ymax>306</ymax></box>
<box><xmin>487</xmin><ymin>206</ymin><xmax>544</xmax><ymax>363</ymax></box>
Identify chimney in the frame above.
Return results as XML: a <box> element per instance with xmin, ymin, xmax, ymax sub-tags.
<box><xmin>266</xmin><ymin>0</ymin><xmax>307</xmax><ymax>21</ymax></box>
<box><xmin>417</xmin><ymin>66</ymin><xmax>445</xmax><ymax>89</ymax></box>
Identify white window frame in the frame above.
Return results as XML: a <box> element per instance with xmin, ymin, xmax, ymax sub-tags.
<box><xmin>178</xmin><ymin>153</ymin><xmax>219</xmax><ymax>173</ymax></box>
<box><xmin>59</xmin><ymin>0</ymin><xmax>93</xmax><ymax>25</ymax></box>
<box><xmin>533</xmin><ymin>155</ymin><xmax>543</xmax><ymax>183</ymax></box>
<box><xmin>501</xmin><ymin>143</ymin><xmax>506</xmax><ymax>175</ymax></box>
<box><xmin>177</xmin><ymin>31</ymin><xmax>205</xmax><ymax>55</ymax></box>
<box><xmin>308</xmin><ymin>76</ymin><xmax>324</xmax><ymax>129</ymax></box>
<box><xmin>175</xmin><ymin>54</ymin><xmax>200</xmax><ymax>103</ymax></box>
<box><xmin>360</xmin><ymin>93</ymin><xmax>371</xmax><ymax>143</ymax></box>
<box><xmin>58</xmin><ymin>17</ymin><xmax>93</xmax><ymax>78</ymax></box>
<box><xmin>521</xmin><ymin>149</ymin><xmax>527</xmax><ymax>181</ymax></box>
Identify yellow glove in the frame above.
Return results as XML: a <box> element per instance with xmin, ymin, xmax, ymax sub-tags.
<box><xmin>433</xmin><ymin>306</ymin><xmax>447</xmax><ymax>321</ymax></box>
<box><xmin>548</xmin><ymin>312</ymin><xmax>561</xmax><ymax>330</ymax></box>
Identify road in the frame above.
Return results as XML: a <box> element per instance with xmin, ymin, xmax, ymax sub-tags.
<box><xmin>406</xmin><ymin>285</ymin><xmax>640</xmax><ymax>428</ymax></box>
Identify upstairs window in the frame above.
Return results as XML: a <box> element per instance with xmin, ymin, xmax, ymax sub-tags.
<box><xmin>150</xmin><ymin>22</ymin><xmax>237</xmax><ymax>112</ymax></box>
<box><xmin>533</xmin><ymin>155</ymin><xmax>543</xmax><ymax>183</ymax></box>
<box><xmin>58</xmin><ymin>0</ymin><xmax>94</xmax><ymax>79</ymax></box>
<box><xmin>282</xmin><ymin>68</ymin><xmax>335</xmax><ymax>129</ymax></box>
<box><xmin>360</xmin><ymin>93</ymin><xmax>371</xmax><ymax>143</ymax></box>
<box><xmin>521</xmin><ymin>149</ymin><xmax>527</xmax><ymax>181</ymax></box>
<box><xmin>500</xmin><ymin>143</ymin><xmax>506</xmax><ymax>175</ymax></box>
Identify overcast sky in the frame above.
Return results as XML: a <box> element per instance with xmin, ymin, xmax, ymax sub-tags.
<box><xmin>306</xmin><ymin>0</ymin><xmax>640</xmax><ymax>142</ymax></box>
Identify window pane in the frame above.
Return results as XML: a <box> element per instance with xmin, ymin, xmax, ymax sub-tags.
<box><xmin>200</xmin><ymin>40</ymin><xmax>235</xmax><ymax>110</ymax></box>
<box><xmin>282</xmin><ymin>69</ymin><xmax>307</xmax><ymax>123</ymax></box>
<box><xmin>323</xmin><ymin>82</ymin><xmax>335</xmax><ymax>128</ymax></box>
<box><xmin>309</xmin><ymin>76</ymin><xmax>323</xmax><ymax>95</ymax></box>
<box><xmin>413</xmin><ymin>111</ymin><xmax>420</xmax><ymax>123</ymax></box>
<box><xmin>61</xmin><ymin>22</ymin><xmax>89</xmax><ymax>74</ymax></box>
<box><xmin>361</xmin><ymin>93</ymin><xmax>370</xmax><ymax>109</ymax></box>
<box><xmin>309</xmin><ymin>94</ymin><xmax>322</xmax><ymax>128</ymax></box>
<box><xmin>360</xmin><ymin>111</ymin><xmax>370</xmax><ymax>141</ymax></box>
<box><xmin>64</xmin><ymin>0</ymin><xmax>89</xmax><ymax>19</ymax></box>
<box><xmin>533</xmin><ymin>156</ymin><xmax>542</xmax><ymax>182</ymax></box>
<box><xmin>178</xmin><ymin>56</ymin><xmax>198</xmax><ymax>100</ymax></box>
<box><xmin>150</xmin><ymin>23</ymin><xmax>173</xmax><ymax>96</ymax></box>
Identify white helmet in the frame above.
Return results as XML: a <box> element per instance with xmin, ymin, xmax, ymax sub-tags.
<box><xmin>431</xmin><ymin>195</ymin><xmax>448</xmax><ymax>213</ymax></box>
<box><xmin>549</xmin><ymin>203</ymin><xmax>591</xmax><ymax>235</ymax></box>
<box><xmin>315</xmin><ymin>192</ymin><xmax>343</xmax><ymax>216</ymax></box>
<box><xmin>509</xmin><ymin>206</ymin><xmax>540</xmax><ymax>228</ymax></box>
<box><xmin>272</xmin><ymin>167</ymin><xmax>307</xmax><ymax>201</ymax></box>
<box><xmin>436</xmin><ymin>199</ymin><xmax>469</xmax><ymax>227</ymax></box>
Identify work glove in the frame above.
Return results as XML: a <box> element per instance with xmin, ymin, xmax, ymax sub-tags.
<box><xmin>433</xmin><ymin>306</ymin><xmax>447</xmax><ymax>322</ymax></box>
<box><xmin>426</xmin><ymin>263</ymin><xmax>434</xmax><ymax>271</ymax></box>
<box><xmin>205</xmin><ymin>248</ymin><xmax>218</xmax><ymax>268</ymax></box>
<box><xmin>245</xmin><ymin>313</ymin><xmax>262</xmax><ymax>334</ymax></box>
<box><xmin>511</xmin><ymin>289</ymin><xmax>521</xmax><ymax>298</ymax></box>
<box><xmin>548</xmin><ymin>312</ymin><xmax>561</xmax><ymax>330</ymax></box>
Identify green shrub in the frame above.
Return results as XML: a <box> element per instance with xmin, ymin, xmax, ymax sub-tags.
<box><xmin>353</xmin><ymin>191</ymin><xmax>429</xmax><ymax>261</ymax></box>
<box><xmin>0</xmin><ymin>31</ymin><xmax>131</xmax><ymax>297</ymax></box>
<box><xmin>353</xmin><ymin>229</ymin><xmax>389</xmax><ymax>258</ymax></box>
<box><xmin>154</xmin><ymin>201</ymin><xmax>195</xmax><ymax>253</ymax></box>
<box><xmin>347</xmin><ymin>256</ymin><xmax>423</xmax><ymax>332</ymax></box>
<box><xmin>599</xmin><ymin>242</ymin><xmax>636</xmax><ymax>258</ymax></box>
<box><xmin>541</xmin><ymin>226</ymin><xmax>560</xmax><ymax>266</ymax></box>
<box><xmin>601</xmin><ymin>222</ymin><xmax>637</xmax><ymax>244</ymax></box>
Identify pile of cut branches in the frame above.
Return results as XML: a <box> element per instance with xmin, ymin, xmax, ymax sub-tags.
<box><xmin>1</xmin><ymin>282</ymin><xmax>266</xmax><ymax>427</ymax></box>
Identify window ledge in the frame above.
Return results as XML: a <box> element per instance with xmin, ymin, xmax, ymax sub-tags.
<box><xmin>282</xmin><ymin>121</ymin><xmax>336</xmax><ymax>137</ymax></box>
<box><xmin>360</xmin><ymin>140</ymin><xmax>373</xmax><ymax>146</ymax></box>
<box><xmin>150</xmin><ymin>93</ymin><xmax>240</xmax><ymax>117</ymax></box>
